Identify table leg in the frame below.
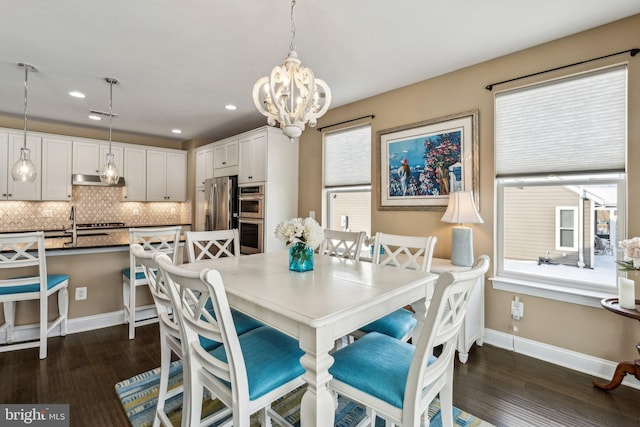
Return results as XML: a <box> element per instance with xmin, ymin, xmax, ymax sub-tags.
<box><xmin>411</xmin><ymin>297</ymin><xmax>428</xmax><ymax>340</ymax></box>
<box><xmin>298</xmin><ymin>328</ymin><xmax>335</xmax><ymax>427</ymax></box>
<box><xmin>593</xmin><ymin>342</ymin><xmax>640</xmax><ymax>391</ymax></box>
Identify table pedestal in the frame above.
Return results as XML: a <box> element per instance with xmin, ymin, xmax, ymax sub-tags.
<box><xmin>593</xmin><ymin>298</ymin><xmax>640</xmax><ymax>391</ymax></box>
<box><xmin>593</xmin><ymin>343</ymin><xmax>640</xmax><ymax>390</ymax></box>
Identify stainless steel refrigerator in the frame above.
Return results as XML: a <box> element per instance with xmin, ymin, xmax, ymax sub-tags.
<box><xmin>204</xmin><ymin>176</ymin><xmax>238</xmax><ymax>231</ymax></box>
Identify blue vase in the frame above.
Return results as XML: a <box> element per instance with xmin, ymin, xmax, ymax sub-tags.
<box><xmin>289</xmin><ymin>242</ymin><xmax>314</xmax><ymax>272</ymax></box>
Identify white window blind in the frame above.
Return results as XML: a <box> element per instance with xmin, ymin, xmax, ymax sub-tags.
<box><xmin>324</xmin><ymin>124</ymin><xmax>371</xmax><ymax>187</ymax></box>
<box><xmin>495</xmin><ymin>65</ymin><xmax>627</xmax><ymax>177</ymax></box>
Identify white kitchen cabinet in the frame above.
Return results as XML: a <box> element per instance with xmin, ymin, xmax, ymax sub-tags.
<box><xmin>430</xmin><ymin>257</ymin><xmax>485</xmax><ymax>364</ymax></box>
<box><xmin>123</xmin><ymin>147</ymin><xmax>146</xmax><ymax>201</ymax></box>
<box><xmin>146</xmin><ymin>149</ymin><xmax>187</xmax><ymax>201</ymax></box>
<box><xmin>213</xmin><ymin>138</ymin><xmax>239</xmax><ymax>178</ymax></box>
<box><xmin>72</xmin><ymin>140</ymin><xmax>123</xmax><ymax>176</ymax></box>
<box><xmin>238</xmin><ymin>132</ymin><xmax>267</xmax><ymax>184</ymax></box>
<box><xmin>42</xmin><ymin>137</ymin><xmax>72</xmax><ymax>201</ymax></box>
<box><xmin>195</xmin><ymin>146</ymin><xmax>214</xmax><ymax>188</ymax></box>
<box><xmin>3</xmin><ymin>133</ymin><xmax>42</xmax><ymax>200</ymax></box>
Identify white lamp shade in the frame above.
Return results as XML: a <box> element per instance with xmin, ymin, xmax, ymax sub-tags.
<box><xmin>441</xmin><ymin>191</ymin><xmax>483</xmax><ymax>225</ymax></box>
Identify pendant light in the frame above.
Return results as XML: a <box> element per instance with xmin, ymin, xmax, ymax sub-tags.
<box><xmin>99</xmin><ymin>77</ymin><xmax>120</xmax><ymax>185</ymax></box>
<box><xmin>11</xmin><ymin>63</ymin><xmax>38</xmax><ymax>183</ymax></box>
<box><xmin>252</xmin><ymin>0</ymin><xmax>331</xmax><ymax>140</ymax></box>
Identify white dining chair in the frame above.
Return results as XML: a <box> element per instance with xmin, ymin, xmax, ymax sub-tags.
<box><xmin>185</xmin><ymin>229</ymin><xmax>239</xmax><ymax>262</ymax></box>
<box><xmin>155</xmin><ymin>253</ymin><xmax>306</xmax><ymax>427</ymax></box>
<box><xmin>122</xmin><ymin>226</ymin><xmax>182</xmax><ymax>340</ymax></box>
<box><xmin>354</xmin><ymin>232</ymin><xmax>437</xmax><ymax>342</ymax></box>
<box><xmin>319</xmin><ymin>229</ymin><xmax>366</xmax><ymax>261</ymax></box>
<box><xmin>0</xmin><ymin>231</ymin><xmax>69</xmax><ymax>359</ymax></box>
<box><xmin>133</xmin><ymin>244</ymin><xmax>240</xmax><ymax>427</ymax></box>
<box><xmin>329</xmin><ymin>255</ymin><xmax>490</xmax><ymax>427</ymax></box>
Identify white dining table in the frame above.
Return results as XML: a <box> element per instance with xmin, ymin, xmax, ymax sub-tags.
<box><xmin>179</xmin><ymin>250</ymin><xmax>437</xmax><ymax>426</ymax></box>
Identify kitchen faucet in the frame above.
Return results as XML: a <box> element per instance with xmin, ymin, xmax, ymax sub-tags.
<box><xmin>67</xmin><ymin>205</ymin><xmax>77</xmax><ymax>246</ymax></box>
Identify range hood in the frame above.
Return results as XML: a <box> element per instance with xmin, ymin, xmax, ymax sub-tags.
<box><xmin>72</xmin><ymin>174</ymin><xmax>125</xmax><ymax>187</ymax></box>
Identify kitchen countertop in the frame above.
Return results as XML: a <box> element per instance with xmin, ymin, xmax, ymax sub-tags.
<box><xmin>2</xmin><ymin>224</ymin><xmax>191</xmax><ymax>256</ymax></box>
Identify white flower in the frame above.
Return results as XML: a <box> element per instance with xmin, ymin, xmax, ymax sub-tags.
<box><xmin>617</xmin><ymin>237</ymin><xmax>640</xmax><ymax>271</ymax></box>
<box><xmin>274</xmin><ymin>216</ymin><xmax>323</xmax><ymax>250</ymax></box>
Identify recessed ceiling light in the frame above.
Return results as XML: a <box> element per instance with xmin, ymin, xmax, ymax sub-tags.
<box><xmin>225</xmin><ymin>104</ymin><xmax>237</xmax><ymax>111</ymax></box>
<box><xmin>171</xmin><ymin>129</ymin><xmax>182</xmax><ymax>134</ymax></box>
<box><xmin>69</xmin><ymin>91</ymin><xmax>86</xmax><ymax>98</ymax></box>
<box><xmin>88</xmin><ymin>114</ymin><xmax>102</xmax><ymax>121</ymax></box>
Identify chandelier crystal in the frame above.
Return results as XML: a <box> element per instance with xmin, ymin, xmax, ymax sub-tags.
<box><xmin>99</xmin><ymin>77</ymin><xmax>120</xmax><ymax>185</ymax></box>
<box><xmin>253</xmin><ymin>0</ymin><xmax>331</xmax><ymax>139</ymax></box>
<box><xmin>12</xmin><ymin>63</ymin><xmax>37</xmax><ymax>183</ymax></box>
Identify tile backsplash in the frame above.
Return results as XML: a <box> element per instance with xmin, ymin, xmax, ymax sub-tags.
<box><xmin>0</xmin><ymin>186</ymin><xmax>191</xmax><ymax>232</ymax></box>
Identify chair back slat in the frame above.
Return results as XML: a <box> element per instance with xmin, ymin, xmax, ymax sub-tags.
<box><xmin>130</xmin><ymin>226</ymin><xmax>182</xmax><ymax>263</ymax></box>
<box><xmin>0</xmin><ymin>232</ymin><xmax>47</xmax><ymax>292</ymax></box>
<box><xmin>185</xmin><ymin>229</ymin><xmax>239</xmax><ymax>262</ymax></box>
<box><xmin>404</xmin><ymin>255</ymin><xmax>490</xmax><ymax>412</ymax></box>
<box><xmin>319</xmin><ymin>230</ymin><xmax>365</xmax><ymax>261</ymax></box>
<box><xmin>372</xmin><ymin>232</ymin><xmax>437</xmax><ymax>272</ymax></box>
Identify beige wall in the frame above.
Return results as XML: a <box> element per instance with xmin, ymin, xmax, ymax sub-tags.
<box><xmin>299</xmin><ymin>14</ymin><xmax>640</xmax><ymax>362</ymax></box>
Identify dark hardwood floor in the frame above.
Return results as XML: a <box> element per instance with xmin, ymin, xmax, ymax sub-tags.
<box><xmin>1</xmin><ymin>324</ymin><xmax>639</xmax><ymax>426</ymax></box>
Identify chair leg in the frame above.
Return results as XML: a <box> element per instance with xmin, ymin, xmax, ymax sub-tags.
<box><xmin>439</xmin><ymin>365</ymin><xmax>455</xmax><ymax>427</ymax></box>
<box><xmin>185</xmin><ymin>373</ymin><xmax>204</xmax><ymax>427</ymax></box>
<box><xmin>154</xmin><ymin>338</ymin><xmax>172</xmax><ymax>427</ymax></box>
<box><xmin>128</xmin><ymin>281</ymin><xmax>136</xmax><ymax>340</ymax></box>
<box><xmin>39</xmin><ymin>294</ymin><xmax>48</xmax><ymax>359</ymax></box>
<box><xmin>3</xmin><ymin>302</ymin><xmax>15</xmax><ymax>343</ymax></box>
<box><xmin>59</xmin><ymin>287</ymin><xmax>68</xmax><ymax>336</ymax></box>
<box><xmin>122</xmin><ymin>278</ymin><xmax>130</xmax><ymax>323</ymax></box>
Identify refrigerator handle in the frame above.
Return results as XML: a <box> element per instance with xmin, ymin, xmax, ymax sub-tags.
<box><xmin>204</xmin><ymin>183</ymin><xmax>212</xmax><ymax>231</ymax></box>
<box><xmin>213</xmin><ymin>183</ymin><xmax>219</xmax><ymax>230</ymax></box>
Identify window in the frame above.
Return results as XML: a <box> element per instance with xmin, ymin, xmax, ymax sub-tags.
<box><xmin>323</xmin><ymin>124</ymin><xmax>371</xmax><ymax>236</ymax></box>
<box><xmin>556</xmin><ymin>207</ymin><xmax>577</xmax><ymax>251</ymax></box>
<box><xmin>493</xmin><ymin>65</ymin><xmax>627</xmax><ymax>306</ymax></box>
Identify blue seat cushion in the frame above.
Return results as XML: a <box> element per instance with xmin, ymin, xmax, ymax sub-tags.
<box><xmin>210</xmin><ymin>325</ymin><xmax>305</xmax><ymax>401</ymax></box>
<box><xmin>0</xmin><ymin>274</ymin><xmax>69</xmax><ymax>295</ymax></box>
<box><xmin>121</xmin><ymin>267</ymin><xmax>146</xmax><ymax>281</ymax></box>
<box><xmin>198</xmin><ymin>301</ymin><xmax>263</xmax><ymax>351</ymax></box>
<box><xmin>359</xmin><ymin>308</ymin><xmax>417</xmax><ymax>340</ymax></box>
<box><xmin>329</xmin><ymin>331</ymin><xmax>436</xmax><ymax>409</ymax></box>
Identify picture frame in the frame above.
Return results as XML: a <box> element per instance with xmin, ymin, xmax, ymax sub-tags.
<box><xmin>377</xmin><ymin>109</ymin><xmax>479</xmax><ymax>210</ymax></box>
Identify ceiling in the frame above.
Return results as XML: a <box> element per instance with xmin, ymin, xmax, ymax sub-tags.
<box><xmin>1</xmin><ymin>1</ymin><xmax>639</xmax><ymax>144</ymax></box>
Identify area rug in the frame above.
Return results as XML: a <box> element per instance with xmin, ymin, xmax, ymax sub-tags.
<box><xmin>115</xmin><ymin>360</ymin><xmax>491</xmax><ymax>427</ymax></box>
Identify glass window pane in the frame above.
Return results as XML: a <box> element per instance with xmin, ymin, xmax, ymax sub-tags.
<box><xmin>560</xmin><ymin>229</ymin><xmax>574</xmax><ymax>247</ymax></box>
<box><xmin>560</xmin><ymin>210</ymin><xmax>574</xmax><ymax>228</ymax></box>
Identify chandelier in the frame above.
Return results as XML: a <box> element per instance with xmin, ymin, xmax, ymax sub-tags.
<box><xmin>11</xmin><ymin>63</ymin><xmax>38</xmax><ymax>183</ymax></box>
<box><xmin>99</xmin><ymin>77</ymin><xmax>120</xmax><ymax>185</ymax></box>
<box><xmin>252</xmin><ymin>0</ymin><xmax>331</xmax><ymax>139</ymax></box>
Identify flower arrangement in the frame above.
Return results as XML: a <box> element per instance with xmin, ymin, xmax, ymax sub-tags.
<box><xmin>616</xmin><ymin>237</ymin><xmax>640</xmax><ymax>271</ymax></box>
<box><xmin>274</xmin><ymin>217</ymin><xmax>324</xmax><ymax>250</ymax></box>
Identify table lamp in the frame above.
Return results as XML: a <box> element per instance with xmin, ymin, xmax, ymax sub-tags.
<box><xmin>441</xmin><ymin>191</ymin><xmax>483</xmax><ymax>267</ymax></box>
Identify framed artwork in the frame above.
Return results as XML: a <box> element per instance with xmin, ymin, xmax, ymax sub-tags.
<box><xmin>377</xmin><ymin>109</ymin><xmax>478</xmax><ymax>210</ymax></box>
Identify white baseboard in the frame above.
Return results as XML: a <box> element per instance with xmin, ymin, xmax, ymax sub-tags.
<box><xmin>484</xmin><ymin>328</ymin><xmax>640</xmax><ymax>390</ymax></box>
<box><xmin>0</xmin><ymin>305</ymin><xmax>158</xmax><ymax>344</ymax></box>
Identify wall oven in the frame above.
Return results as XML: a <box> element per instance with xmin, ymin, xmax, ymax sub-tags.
<box><xmin>238</xmin><ymin>185</ymin><xmax>264</xmax><ymax>219</ymax></box>
<box><xmin>239</xmin><ymin>218</ymin><xmax>263</xmax><ymax>254</ymax></box>
<box><xmin>238</xmin><ymin>185</ymin><xmax>265</xmax><ymax>254</ymax></box>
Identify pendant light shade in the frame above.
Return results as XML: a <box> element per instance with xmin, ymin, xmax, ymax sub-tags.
<box><xmin>12</xmin><ymin>63</ymin><xmax>37</xmax><ymax>183</ymax></box>
<box><xmin>99</xmin><ymin>77</ymin><xmax>120</xmax><ymax>185</ymax></box>
<box><xmin>252</xmin><ymin>0</ymin><xmax>331</xmax><ymax>140</ymax></box>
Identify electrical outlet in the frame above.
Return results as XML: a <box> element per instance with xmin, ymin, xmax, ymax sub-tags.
<box><xmin>511</xmin><ymin>297</ymin><xmax>524</xmax><ymax>320</ymax></box>
<box><xmin>340</xmin><ymin>215</ymin><xmax>348</xmax><ymax>227</ymax></box>
<box><xmin>75</xmin><ymin>287</ymin><xmax>87</xmax><ymax>301</ymax></box>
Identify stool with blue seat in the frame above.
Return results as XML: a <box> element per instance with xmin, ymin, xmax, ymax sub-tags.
<box><xmin>122</xmin><ymin>226</ymin><xmax>182</xmax><ymax>340</ymax></box>
<box><xmin>0</xmin><ymin>231</ymin><xmax>69</xmax><ymax>359</ymax></box>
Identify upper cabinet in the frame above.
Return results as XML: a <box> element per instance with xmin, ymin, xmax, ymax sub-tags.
<box><xmin>123</xmin><ymin>147</ymin><xmax>146</xmax><ymax>201</ymax></box>
<box><xmin>213</xmin><ymin>138</ymin><xmax>239</xmax><ymax>177</ymax></box>
<box><xmin>42</xmin><ymin>137</ymin><xmax>72</xmax><ymax>201</ymax></box>
<box><xmin>195</xmin><ymin>146</ymin><xmax>214</xmax><ymax>188</ymax></box>
<box><xmin>238</xmin><ymin>132</ymin><xmax>267</xmax><ymax>184</ymax></box>
<box><xmin>72</xmin><ymin>140</ymin><xmax>123</xmax><ymax>176</ymax></box>
<box><xmin>146</xmin><ymin>149</ymin><xmax>187</xmax><ymax>201</ymax></box>
<box><xmin>0</xmin><ymin>133</ymin><xmax>42</xmax><ymax>201</ymax></box>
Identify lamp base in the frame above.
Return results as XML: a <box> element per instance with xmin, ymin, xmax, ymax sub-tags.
<box><xmin>451</xmin><ymin>226</ymin><xmax>474</xmax><ymax>267</ymax></box>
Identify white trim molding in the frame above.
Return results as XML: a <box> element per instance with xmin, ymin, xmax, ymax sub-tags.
<box><xmin>484</xmin><ymin>328</ymin><xmax>640</xmax><ymax>390</ymax></box>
